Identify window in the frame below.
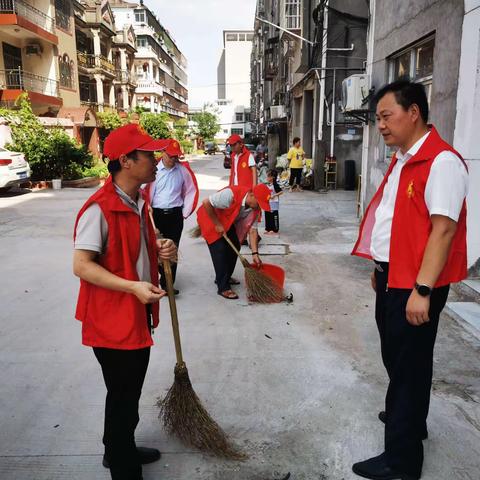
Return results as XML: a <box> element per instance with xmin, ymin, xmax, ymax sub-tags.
<box><xmin>59</xmin><ymin>53</ymin><xmax>74</xmax><ymax>89</ymax></box>
<box><xmin>55</xmin><ymin>0</ymin><xmax>71</xmax><ymax>32</ymax></box>
<box><xmin>136</xmin><ymin>38</ymin><xmax>147</xmax><ymax>48</ymax></box>
<box><xmin>235</xmin><ymin>113</ymin><xmax>244</xmax><ymax>122</ymax></box>
<box><xmin>226</xmin><ymin>33</ymin><xmax>237</xmax><ymax>41</ymax></box>
<box><xmin>246</xmin><ymin>33</ymin><xmax>254</xmax><ymax>41</ymax></box>
<box><xmin>238</xmin><ymin>33</ymin><xmax>246</xmax><ymax>41</ymax></box>
<box><xmin>223</xmin><ymin>129</ymin><xmax>229</xmax><ymax>134</ymax></box>
<box><xmin>388</xmin><ymin>36</ymin><xmax>435</xmax><ymax>103</ymax></box>
<box><xmin>284</xmin><ymin>0</ymin><xmax>301</xmax><ymax>30</ymax></box>
<box><xmin>231</xmin><ymin>128</ymin><xmax>243</xmax><ymax>135</ymax></box>
<box><xmin>134</xmin><ymin>9</ymin><xmax>146</xmax><ymax>23</ymax></box>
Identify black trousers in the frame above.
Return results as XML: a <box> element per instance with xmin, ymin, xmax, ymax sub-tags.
<box><xmin>289</xmin><ymin>167</ymin><xmax>302</xmax><ymax>186</ymax></box>
<box><xmin>93</xmin><ymin>346</ymin><xmax>150</xmax><ymax>480</ymax></box>
<box><xmin>152</xmin><ymin>207</ymin><xmax>184</xmax><ymax>288</ymax></box>
<box><xmin>265</xmin><ymin>210</ymin><xmax>279</xmax><ymax>232</ymax></box>
<box><xmin>374</xmin><ymin>262</ymin><xmax>449</xmax><ymax>478</ymax></box>
<box><xmin>207</xmin><ymin>225</ymin><xmax>240</xmax><ymax>293</ymax></box>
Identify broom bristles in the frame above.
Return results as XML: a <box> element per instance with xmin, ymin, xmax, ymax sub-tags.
<box><xmin>245</xmin><ymin>266</ymin><xmax>284</xmax><ymax>303</ymax></box>
<box><xmin>158</xmin><ymin>363</ymin><xmax>247</xmax><ymax>460</ymax></box>
<box><xmin>189</xmin><ymin>225</ymin><xmax>202</xmax><ymax>238</ymax></box>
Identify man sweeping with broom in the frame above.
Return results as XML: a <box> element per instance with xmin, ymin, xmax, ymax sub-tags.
<box><xmin>197</xmin><ymin>183</ymin><xmax>272</xmax><ymax>299</ymax></box>
<box><xmin>73</xmin><ymin>124</ymin><xmax>177</xmax><ymax>480</ymax></box>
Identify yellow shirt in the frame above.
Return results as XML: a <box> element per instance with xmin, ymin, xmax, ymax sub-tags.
<box><xmin>287</xmin><ymin>147</ymin><xmax>305</xmax><ymax>168</ymax></box>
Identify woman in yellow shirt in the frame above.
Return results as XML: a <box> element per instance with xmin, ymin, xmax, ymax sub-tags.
<box><xmin>287</xmin><ymin>137</ymin><xmax>305</xmax><ymax>191</ymax></box>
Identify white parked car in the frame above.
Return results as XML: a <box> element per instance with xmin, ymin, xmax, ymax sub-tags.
<box><xmin>0</xmin><ymin>146</ymin><xmax>31</xmax><ymax>190</ymax></box>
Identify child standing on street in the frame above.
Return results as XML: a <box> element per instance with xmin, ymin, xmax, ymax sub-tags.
<box><xmin>264</xmin><ymin>169</ymin><xmax>283</xmax><ymax>235</ymax></box>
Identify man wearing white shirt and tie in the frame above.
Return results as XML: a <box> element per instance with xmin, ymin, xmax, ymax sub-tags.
<box><xmin>352</xmin><ymin>80</ymin><xmax>468</xmax><ymax>480</ymax></box>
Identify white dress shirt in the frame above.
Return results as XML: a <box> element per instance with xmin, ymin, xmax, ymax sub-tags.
<box><xmin>151</xmin><ymin>161</ymin><xmax>185</xmax><ymax>209</ymax></box>
<box><xmin>232</xmin><ymin>153</ymin><xmax>256</xmax><ymax>185</ymax></box>
<box><xmin>370</xmin><ymin>131</ymin><xmax>469</xmax><ymax>262</ymax></box>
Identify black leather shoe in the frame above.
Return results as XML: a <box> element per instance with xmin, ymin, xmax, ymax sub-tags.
<box><xmin>378</xmin><ymin>411</ymin><xmax>428</xmax><ymax>440</ymax></box>
<box><xmin>352</xmin><ymin>453</ymin><xmax>419</xmax><ymax>479</ymax></box>
<box><xmin>103</xmin><ymin>446</ymin><xmax>161</xmax><ymax>468</ymax></box>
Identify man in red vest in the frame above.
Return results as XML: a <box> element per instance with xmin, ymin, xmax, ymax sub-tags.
<box><xmin>351</xmin><ymin>80</ymin><xmax>468</xmax><ymax>480</ymax></box>
<box><xmin>228</xmin><ymin>134</ymin><xmax>257</xmax><ymax>188</ymax></box>
<box><xmin>73</xmin><ymin>124</ymin><xmax>177</xmax><ymax>480</ymax></box>
<box><xmin>197</xmin><ymin>183</ymin><xmax>271</xmax><ymax>299</ymax></box>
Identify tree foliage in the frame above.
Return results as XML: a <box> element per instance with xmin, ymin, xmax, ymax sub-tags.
<box><xmin>139</xmin><ymin>112</ymin><xmax>172</xmax><ymax>139</ymax></box>
<box><xmin>0</xmin><ymin>94</ymin><xmax>93</xmax><ymax>180</ymax></box>
<box><xmin>192</xmin><ymin>110</ymin><xmax>220</xmax><ymax>141</ymax></box>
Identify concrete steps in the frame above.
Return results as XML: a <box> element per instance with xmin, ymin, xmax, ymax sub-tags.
<box><xmin>447</xmin><ymin>279</ymin><xmax>480</xmax><ymax>339</ymax></box>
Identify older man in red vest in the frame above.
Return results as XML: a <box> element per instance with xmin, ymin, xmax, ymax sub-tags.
<box><xmin>73</xmin><ymin>124</ymin><xmax>177</xmax><ymax>480</ymax></box>
<box><xmin>351</xmin><ymin>80</ymin><xmax>468</xmax><ymax>480</ymax></box>
<box><xmin>228</xmin><ymin>134</ymin><xmax>257</xmax><ymax>188</ymax></box>
<box><xmin>197</xmin><ymin>183</ymin><xmax>271</xmax><ymax>299</ymax></box>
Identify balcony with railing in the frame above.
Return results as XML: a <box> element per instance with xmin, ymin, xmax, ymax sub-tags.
<box><xmin>0</xmin><ymin>68</ymin><xmax>59</xmax><ymax>99</ymax></box>
<box><xmin>136</xmin><ymin>79</ymin><xmax>163</xmax><ymax>96</ymax></box>
<box><xmin>77</xmin><ymin>52</ymin><xmax>115</xmax><ymax>76</ymax></box>
<box><xmin>114</xmin><ymin>69</ymin><xmax>137</xmax><ymax>85</ymax></box>
<box><xmin>0</xmin><ymin>0</ymin><xmax>57</xmax><ymax>41</ymax></box>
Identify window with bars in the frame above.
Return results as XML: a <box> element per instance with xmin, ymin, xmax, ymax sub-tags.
<box><xmin>284</xmin><ymin>0</ymin><xmax>301</xmax><ymax>30</ymax></box>
<box><xmin>59</xmin><ymin>53</ymin><xmax>74</xmax><ymax>89</ymax></box>
<box><xmin>231</xmin><ymin>128</ymin><xmax>244</xmax><ymax>135</ymax></box>
<box><xmin>235</xmin><ymin>113</ymin><xmax>244</xmax><ymax>122</ymax></box>
<box><xmin>134</xmin><ymin>9</ymin><xmax>146</xmax><ymax>23</ymax></box>
<box><xmin>55</xmin><ymin>0</ymin><xmax>71</xmax><ymax>32</ymax></box>
<box><xmin>388</xmin><ymin>36</ymin><xmax>435</xmax><ymax>103</ymax></box>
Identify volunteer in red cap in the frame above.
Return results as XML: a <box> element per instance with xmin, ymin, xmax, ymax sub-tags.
<box><xmin>196</xmin><ymin>183</ymin><xmax>271</xmax><ymax>299</ymax></box>
<box><xmin>72</xmin><ymin>123</ymin><xmax>177</xmax><ymax>480</ymax></box>
<box><xmin>227</xmin><ymin>134</ymin><xmax>257</xmax><ymax>188</ymax></box>
<box><xmin>145</xmin><ymin>138</ymin><xmax>199</xmax><ymax>295</ymax></box>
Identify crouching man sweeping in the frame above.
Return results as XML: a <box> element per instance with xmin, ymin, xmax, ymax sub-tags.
<box><xmin>197</xmin><ymin>184</ymin><xmax>272</xmax><ymax>299</ymax></box>
<box><xmin>73</xmin><ymin>124</ymin><xmax>177</xmax><ymax>480</ymax></box>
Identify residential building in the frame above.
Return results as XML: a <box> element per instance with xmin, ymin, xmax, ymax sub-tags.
<box><xmin>0</xmin><ymin>0</ymin><xmax>63</xmax><ymax>113</ymax></box>
<box><xmin>74</xmin><ymin>0</ymin><xmax>117</xmax><ymax>112</ymax></box>
<box><xmin>216</xmin><ymin>30</ymin><xmax>254</xmax><ymax>140</ymax></box>
<box><xmin>251</xmin><ymin>0</ymin><xmax>368</xmax><ymax>187</ymax></box>
<box><xmin>360</xmin><ymin>0</ymin><xmax>479</xmax><ymax>272</ymax></box>
<box><xmin>111</xmin><ymin>0</ymin><xmax>188</xmax><ymax>119</ymax></box>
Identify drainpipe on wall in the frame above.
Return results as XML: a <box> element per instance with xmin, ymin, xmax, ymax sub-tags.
<box><xmin>360</xmin><ymin>0</ymin><xmax>376</xmax><ymax>214</ymax></box>
<box><xmin>317</xmin><ymin>0</ymin><xmax>329</xmax><ymax>142</ymax></box>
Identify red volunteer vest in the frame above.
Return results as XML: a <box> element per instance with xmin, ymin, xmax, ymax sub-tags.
<box><xmin>197</xmin><ymin>186</ymin><xmax>257</xmax><ymax>244</ymax></box>
<box><xmin>352</xmin><ymin>125</ymin><xmax>468</xmax><ymax>288</ymax></box>
<box><xmin>229</xmin><ymin>147</ymin><xmax>254</xmax><ymax>187</ymax></box>
<box><xmin>73</xmin><ymin>177</ymin><xmax>160</xmax><ymax>349</ymax></box>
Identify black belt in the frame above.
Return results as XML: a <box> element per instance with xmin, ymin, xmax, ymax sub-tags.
<box><xmin>153</xmin><ymin>206</ymin><xmax>183</xmax><ymax>214</ymax></box>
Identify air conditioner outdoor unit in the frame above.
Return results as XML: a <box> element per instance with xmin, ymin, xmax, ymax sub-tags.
<box><xmin>342</xmin><ymin>74</ymin><xmax>369</xmax><ymax>112</ymax></box>
<box><xmin>270</xmin><ymin>105</ymin><xmax>285</xmax><ymax>119</ymax></box>
<box><xmin>25</xmin><ymin>44</ymin><xmax>42</xmax><ymax>56</ymax></box>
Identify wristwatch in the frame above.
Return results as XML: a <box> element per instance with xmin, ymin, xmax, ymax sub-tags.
<box><xmin>415</xmin><ymin>283</ymin><xmax>432</xmax><ymax>297</ymax></box>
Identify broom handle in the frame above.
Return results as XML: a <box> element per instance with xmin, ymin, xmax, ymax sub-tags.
<box><xmin>162</xmin><ymin>259</ymin><xmax>184</xmax><ymax>366</ymax></box>
<box><xmin>222</xmin><ymin>233</ymin><xmax>250</xmax><ymax>267</ymax></box>
<box><xmin>148</xmin><ymin>207</ymin><xmax>184</xmax><ymax>366</ymax></box>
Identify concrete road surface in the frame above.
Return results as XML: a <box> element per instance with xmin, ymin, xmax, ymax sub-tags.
<box><xmin>0</xmin><ymin>154</ymin><xmax>478</xmax><ymax>480</ymax></box>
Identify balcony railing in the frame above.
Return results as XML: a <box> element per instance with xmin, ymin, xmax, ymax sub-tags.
<box><xmin>77</xmin><ymin>52</ymin><xmax>115</xmax><ymax>74</ymax></box>
<box><xmin>114</xmin><ymin>69</ymin><xmax>136</xmax><ymax>84</ymax></box>
<box><xmin>0</xmin><ymin>68</ymin><xmax>59</xmax><ymax>97</ymax></box>
<box><xmin>0</xmin><ymin>0</ymin><xmax>55</xmax><ymax>34</ymax></box>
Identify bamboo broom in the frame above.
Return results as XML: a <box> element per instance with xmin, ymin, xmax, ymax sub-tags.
<box><xmin>222</xmin><ymin>234</ymin><xmax>284</xmax><ymax>303</ymax></box>
<box><xmin>149</xmin><ymin>212</ymin><xmax>246</xmax><ymax>459</ymax></box>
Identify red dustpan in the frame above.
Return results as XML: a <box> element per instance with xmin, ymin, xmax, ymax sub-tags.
<box><xmin>253</xmin><ymin>263</ymin><xmax>285</xmax><ymax>289</ymax></box>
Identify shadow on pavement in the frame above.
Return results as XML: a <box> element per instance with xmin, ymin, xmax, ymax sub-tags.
<box><xmin>0</xmin><ymin>187</ymin><xmax>33</xmax><ymax>198</ymax></box>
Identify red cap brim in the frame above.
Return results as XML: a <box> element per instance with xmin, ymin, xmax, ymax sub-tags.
<box><xmin>137</xmin><ymin>139</ymin><xmax>169</xmax><ymax>152</ymax></box>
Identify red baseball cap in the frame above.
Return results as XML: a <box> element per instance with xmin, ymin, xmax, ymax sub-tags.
<box><xmin>161</xmin><ymin>138</ymin><xmax>184</xmax><ymax>158</ymax></box>
<box><xmin>103</xmin><ymin>124</ymin><xmax>167</xmax><ymax>161</ymax></box>
<box><xmin>253</xmin><ymin>183</ymin><xmax>272</xmax><ymax>212</ymax></box>
<box><xmin>227</xmin><ymin>134</ymin><xmax>243</xmax><ymax>145</ymax></box>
